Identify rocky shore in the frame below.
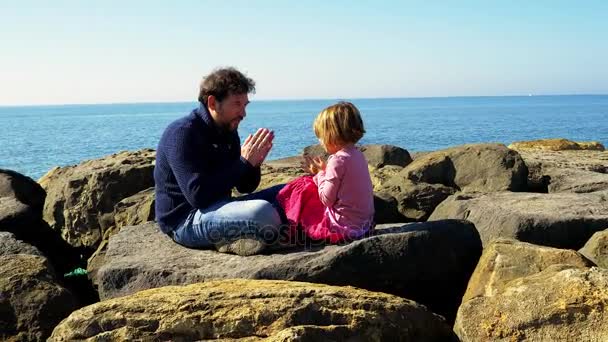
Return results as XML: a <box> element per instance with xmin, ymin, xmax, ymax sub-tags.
<box><xmin>1</xmin><ymin>138</ymin><xmax>607</xmax><ymax>341</ymax></box>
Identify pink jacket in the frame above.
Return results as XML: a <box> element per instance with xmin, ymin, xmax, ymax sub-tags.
<box><xmin>313</xmin><ymin>145</ymin><xmax>375</xmax><ymax>237</ymax></box>
<box><xmin>277</xmin><ymin>145</ymin><xmax>375</xmax><ymax>243</ymax></box>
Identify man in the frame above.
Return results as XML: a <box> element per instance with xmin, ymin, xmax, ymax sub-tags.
<box><xmin>154</xmin><ymin>67</ymin><xmax>283</xmax><ymax>256</ymax></box>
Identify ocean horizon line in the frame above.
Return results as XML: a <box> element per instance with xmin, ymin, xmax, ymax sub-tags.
<box><xmin>1</xmin><ymin>93</ymin><xmax>607</xmax><ymax>108</ymax></box>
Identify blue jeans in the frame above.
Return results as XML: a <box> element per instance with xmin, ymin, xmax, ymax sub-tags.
<box><xmin>172</xmin><ymin>184</ymin><xmax>285</xmax><ymax>248</ymax></box>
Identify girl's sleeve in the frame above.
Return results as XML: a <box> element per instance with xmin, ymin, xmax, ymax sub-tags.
<box><xmin>313</xmin><ymin>155</ymin><xmax>346</xmax><ymax>207</ymax></box>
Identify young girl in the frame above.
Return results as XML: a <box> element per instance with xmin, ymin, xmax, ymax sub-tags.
<box><xmin>277</xmin><ymin>101</ymin><xmax>375</xmax><ymax>243</ymax></box>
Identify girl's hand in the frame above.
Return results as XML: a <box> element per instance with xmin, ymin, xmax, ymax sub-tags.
<box><xmin>301</xmin><ymin>155</ymin><xmax>326</xmax><ymax>174</ymax></box>
<box><xmin>309</xmin><ymin>156</ymin><xmax>326</xmax><ymax>174</ymax></box>
<box><xmin>301</xmin><ymin>155</ymin><xmax>316</xmax><ymax>174</ymax></box>
<box><xmin>311</xmin><ymin>157</ymin><xmax>326</xmax><ymax>172</ymax></box>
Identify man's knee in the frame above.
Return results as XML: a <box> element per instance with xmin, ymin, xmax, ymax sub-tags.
<box><xmin>246</xmin><ymin>200</ymin><xmax>281</xmax><ymax>228</ymax></box>
<box><xmin>247</xmin><ymin>200</ymin><xmax>283</xmax><ymax>244</ymax></box>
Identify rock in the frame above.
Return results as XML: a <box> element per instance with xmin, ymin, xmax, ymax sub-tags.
<box><xmin>358</xmin><ymin>144</ymin><xmax>412</xmax><ymax>168</ymax></box>
<box><xmin>462</xmin><ymin>238</ymin><xmax>593</xmax><ymax>303</ymax></box>
<box><xmin>378</xmin><ymin>179</ymin><xmax>455</xmax><ymax>221</ymax></box>
<box><xmin>96</xmin><ymin>220</ymin><xmax>481</xmax><ymax>322</ymax></box>
<box><xmin>0</xmin><ymin>169</ymin><xmax>80</xmax><ymax>276</ymax></box>
<box><xmin>303</xmin><ymin>144</ymin><xmax>412</xmax><ymax>168</ymax></box>
<box><xmin>579</xmin><ymin>229</ymin><xmax>608</xmax><ymax>268</ymax></box>
<box><xmin>0</xmin><ymin>169</ymin><xmax>46</xmax><ymax>235</ymax></box>
<box><xmin>514</xmin><ymin>149</ymin><xmax>608</xmax><ymax>173</ymax></box>
<box><xmin>410</xmin><ymin>151</ymin><xmax>431</xmax><ymax>160</ymax></box>
<box><xmin>546</xmin><ymin>167</ymin><xmax>608</xmax><ymax>193</ymax></box>
<box><xmin>429</xmin><ymin>191</ymin><xmax>608</xmax><ymax>249</ymax></box>
<box><xmin>373</xmin><ymin>192</ymin><xmax>407</xmax><ymax>223</ymax></box>
<box><xmin>454</xmin><ymin>265</ymin><xmax>608</xmax><ymax>341</ymax></box>
<box><xmin>515</xmin><ymin>149</ymin><xmax>608</xmax><ymax>193</ymax></box>
<box><xmin>508</xmin><ymin>138</ymin><xmax>605</xmax><ymax>151</ymax></box>
<box><xmin>50</xmin><ymin>279</ymin><xmax>457</xmax><ymax>341</ymax></box>
<box><xmin>40</xmin><ymin>149</ymin><xmax>155</xmax><ymax>252</ymax></box>
<box><xmin>401</xmin><ymin>143</ymin><xmax>528</xmax><ymax>192</ymax></box>
<box><xmin>258</xmin><ymin>157</ymin><xmax>307</xmax><ymax>191</ymax></box>
<box><xmin>578</xmin><ymin>141</ymin><xmax>606</xmax><ymax>151</ymax></box>
<box><xmin>0</xmin><ymin>254</ymin><xmax>77</xmax><ymax>341</ymax></box>
<box><xmin>87</xmin><ymin>187</ymin><xmax>155</xmax><ymax>285</ymax></box>
<box><xmin>113</xmin><ymin>187</ymin><xmax>155</xmax><ymax>228</ymax></box>
<box><xmin>369</xmin><ymin>164</ymin><xmax>403</xmax><ymax>192</ymax></box>
<box><xmin>302</xmin><ymin>144</ymin><xmax>327</xmax><ymax>158</ymax></box>
<box><xmin>523</xmin><ymin>159</ymin><xmax>551</xmax><ymax>192</ymax></box>
<box><xmin>0</xmin><ymin>231</ymin><xmax>43</xmax><ymax>256</ymax></box>
<box><xmin>377</xmin><ymin>144</ymin><xmax>528</xmax><ymax>221</ymax></box>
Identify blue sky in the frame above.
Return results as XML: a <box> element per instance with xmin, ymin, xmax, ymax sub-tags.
<box><xmin>1</xmin><ymin>1</ymin><xmax>607</xmax><ymax>105</ymax></box>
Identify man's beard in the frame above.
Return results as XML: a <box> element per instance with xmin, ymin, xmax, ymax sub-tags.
<box><xmin>216</xmin><ymin>108</ymin><xmax>242</xmax><ymax>132</ymax></box>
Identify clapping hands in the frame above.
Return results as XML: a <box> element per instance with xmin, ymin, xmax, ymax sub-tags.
<box><xmin>241</xmin><ymin>128</ymin><xmax>274</xmax><ymax>167</ymax></box>
<box><xmin>301</xmin><ymin>155</ymin><xmax>326</xmax><ymax>175</ymax></box>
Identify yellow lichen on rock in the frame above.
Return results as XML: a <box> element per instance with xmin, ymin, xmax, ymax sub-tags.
<box><xmin>50</xmin><ymin>279</ymin><xmax>454</xmax><ymax>341</ymax></box>
<box><xmin>508</xmin><ymin>138</ymin><xmax>605</xmax><ymax>151</ymax></box>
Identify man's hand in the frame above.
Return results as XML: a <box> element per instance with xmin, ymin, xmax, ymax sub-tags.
<box><xmin>241</xmin><ymin>128</ymin><xmax>274</xmax><ymax>167</ymax></box>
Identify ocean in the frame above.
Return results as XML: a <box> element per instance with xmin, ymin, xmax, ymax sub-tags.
<box><xmin>1</xmin><ymin>95</ymin><xmax>607</xmax><ymax>180</ymax></box>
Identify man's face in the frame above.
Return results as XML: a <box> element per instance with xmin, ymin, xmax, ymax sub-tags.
<box><xmin>212</xmin><ymin>93</ymin><xmax>249</xmax><ymax>132</ymax></box>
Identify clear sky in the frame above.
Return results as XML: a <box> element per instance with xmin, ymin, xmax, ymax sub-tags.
<box><xmin>1</xmin><ymin>0</ymin><xmax>607</xmax><ymax>105</ymax></box>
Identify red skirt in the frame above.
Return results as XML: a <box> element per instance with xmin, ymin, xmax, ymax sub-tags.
<box><xmin>276</xmin><ymin>175</ymin><xmax>351</xmax><ymax>243</ymax></box>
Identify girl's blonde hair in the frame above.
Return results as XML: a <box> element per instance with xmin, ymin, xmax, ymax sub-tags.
<box><xmin>313</xmin><ymin>101</ymin><xmax>365</xmax><ymax>146</ymax></box>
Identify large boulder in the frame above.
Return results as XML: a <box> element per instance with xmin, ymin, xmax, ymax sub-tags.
<box><xmin>358</xmin><ymin>144</ymin><xmax>413</xmax><ymax>168</ymax></box>
<box><xmin>258</xmin><ymin>156</ymin><xmax>307</xmax><ymax>191</ymax></box>
<box><xmin>544</xmin><ymin>167</ymin><xmax>608</xmax><ymax>193</ymax></box>
<box><xmin>0</xmin><ymin>253</ymin><xmax>77</xmax><ymax>341</ymax></box>
<box><xmin>87</xmin><ymin>187</ymin><xmax>155</xmax><ymax>283</ymax></box>
<box><xmin>461</xmin><ymin>238</ymin><xmax>593</xmax><ymax>303</ymax></box>
<box><xmin>302</xmin><ymin>144</ymin><xmax>412</xmax><ymax>168</ymax></box>
<box><xmin>39</xmin><ymin>149</ymin><xmax>155</xmax><ymax>252</ymax></box>
<box><xmin>0</xmin><ymin>169</ymin><xmax>46</xmax><ymax>234</ymax></box>
<box><xmin>378</xmin><ymin>178</ymin><xmax>455</xmax><ymax>221</ymax></box>
<box><xmin>399</xmin><ymin>143</ymin><xmax>528</xmax><ymax>193</ymax></box>
<box><xmin>579</xmin><ymin>229</ymin><xmax>608</xmax><ymax>268</ymax></box>
<box><xmin>95</xmin><ymin>220</ymin><xmax>481</xmax><ymax>322</ymax></box>
<box><xmin>112</xmin><ymin>187</ymin><xmax>155</xmax><ymax>228</ymax></box>
<box><xmin>369</xmin><ymin>164</ymin><xmax>403</xmax><ymax>191</ymax></box>
<box><xmin>378</xmin><ymin>144</ymin><xmax>528</xmax><ymax>221</ymax></box>
<box><xmin>373</xmin><ymin>191</ymin><xmax>408</xmax><ymax>223</ymax></box>
<box><xmin>454</xmin><ymin>265</ymin><xmax>608</xmax><ymax>341</ymax></box>
<box><xmin>0</xmin><ymin>231</ymin><xmax>43</xmax><ymax>256</ymax></box>
<box><xmin>429</xmin><ymin>191</ymin><xmax>608</xmax><ymax>249</ymax></box>
<box><xmin>0</xmin><ymin>169</ymin><xmax>80</xmax><ymax>275</ymax></box>
<box><xmin>514</xmin><ymin>149</ymin><xmax>608</xmax><ymax>193</ymax></box>
<box><xmin>508</xmin><ymin>138</ymin><xmax>605</xmax><ymax>151</ymax></box>
<box><xmin>50</xmin><ymin>279</ymin><xmax>457</xmax><ymax>341</ymax></box>
<box><xmin>513</xmin><ymin>148</ymin><xmax>608</xmax><ymax>173</ymax></box>
<box><xmin>302</xmin><ymin>143</ymin><xmax>327</xmax><ymax>158</ymax></box>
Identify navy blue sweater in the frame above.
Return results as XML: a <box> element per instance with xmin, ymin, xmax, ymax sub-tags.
<box><xmin>154</xmin><ymin>105</ymin><xmax>261</xmax><ymax>234</ymax></box>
